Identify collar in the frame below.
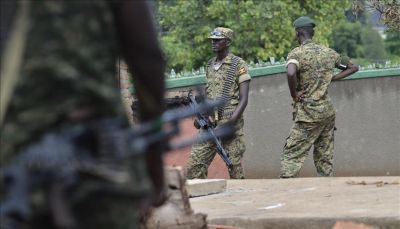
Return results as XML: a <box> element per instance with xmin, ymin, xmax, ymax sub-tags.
<box><xmin>213</xmin><ymin>53</ymin><xmax>234</xmax><ymax>64</ymax></box>
<box><xmin>301</xmin><ymin>39</ymin><xmax>313</xmax><ymax>46</ymax></box>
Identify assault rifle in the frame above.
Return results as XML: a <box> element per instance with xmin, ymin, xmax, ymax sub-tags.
<box><xmin>0</xmin><ymin>95</ymin><xmax>234</xmax><ymax>229</ymax></box>
<box><xmin>164</xmin><ymin>96</ymin><xmax>191</xmax><ymax>109</ymax></box>
<box><xmin>188</xmin><ymin>93</ymin><xmax>233</xmax><ymax>170</ymax></box>
<box><xmin>132</xmin><ymin>93</ymin><xmax>191</xmax><ymax>112</ymax></box>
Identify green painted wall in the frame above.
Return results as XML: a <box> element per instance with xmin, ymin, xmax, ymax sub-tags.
<box><xmin>164</xmin><ymin>66</ymin><xmax>400</xmax><ymax>90</ymax></box>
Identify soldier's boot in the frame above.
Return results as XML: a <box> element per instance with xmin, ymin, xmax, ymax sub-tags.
<box><xmin>228</xmin><ymin>164</ymin><xmax>245</xmax><ymax>179</ymax></box>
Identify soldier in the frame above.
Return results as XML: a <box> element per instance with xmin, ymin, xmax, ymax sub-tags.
<box><xmin>280</xmin><ymin>16</ymin><xmax>359</xmax><ymax>178</ymax></box>
<box><xmin>1</xmin><ymin>1</ymin><xmax>166</xmax><ymax>228</ymax></box>
<box><xmin>186</xmin><ymin>27</ymin><xmax>251</xmax><ymax>179</ymax></box>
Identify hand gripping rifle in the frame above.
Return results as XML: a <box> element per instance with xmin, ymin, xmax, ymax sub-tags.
<box><xmin>0</xmin><ymin>94</ymin><xmax>234</xmax><ymax>229</ymax></box>
<box><xmin>188</xmin><ymin>93</ymin><xmax>233</xmax><ymax>170</ymax></box>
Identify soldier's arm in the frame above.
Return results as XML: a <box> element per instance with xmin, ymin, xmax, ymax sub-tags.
<box><xmin>230</xmin><ymin>81</ymin><xmax>250</xmax><ymax>124</ymax></box>
<box><xmin>332</xmin><ymin>62</ymin><xmax>359</xmax><ymax>81</ymax></box>
<box><xmin>286</xmin><ymin>62</ymin><xmax>305</xmax><ymax>102</ymax></box>
<box><xmin>332</xmin><ymin>53</ymin><xmax>359</xmax><ymax>81</ymax></box>
<box><xmin>111</xmin><ymin>1</ymin><xmax>167</xmax><ymax>207</ymax></box>
<box><xmin>230</xmin><ymin>61</ymin><xmax>250</xmax><ymax>124</ymax></box>
<box><xmin>111</xmin><ymin>1</ymin><xmax>165</xmax><ymax>120</ymax></box>
<box><xmin>287</xmin><ymin>63</ymin><xmax>298</xmax><ymax>99</ymax></box>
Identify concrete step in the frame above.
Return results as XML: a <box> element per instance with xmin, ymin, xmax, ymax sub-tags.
<box><xmin>189</xmin><ymin>177</ymin><xmax>400</xmax><ymax>229</ymax></box>
<box><xmin>186</xmin><ymin>179</ymin><xmax>227</xmax><ymax>197</ymax></box>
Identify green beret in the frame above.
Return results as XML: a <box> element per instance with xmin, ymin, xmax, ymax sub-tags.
<box><xmin>208</xmin><ymin>27</ymin><xmax>234</xmax><ymax>40</ymax></box>
<box><xmin>293</xmin><ymin>16</ymin><xmax>316</xmax><ymax>29</ymax></box>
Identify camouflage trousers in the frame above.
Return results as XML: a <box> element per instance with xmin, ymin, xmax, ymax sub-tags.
<box><xmin>280</xmin><ymin>116</ymin><xmax>335</xmax><ymax>178</ymax></box>
<box><xmin>186</xmin><ymin>119</ymin><xmax>246</xmax><ymax>179</ymax></box>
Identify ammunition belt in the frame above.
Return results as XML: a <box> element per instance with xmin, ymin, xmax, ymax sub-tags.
<box><xmin>222</xmin><ymin>110</ymin><xmax>234</xmax><ymax>119</ymax></box>
<box><xmin>217</xmin><ymin>56</ymin><xmax>240</xmax><ymax>120</ymax></box>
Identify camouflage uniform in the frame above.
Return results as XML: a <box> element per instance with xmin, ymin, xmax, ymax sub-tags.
<box><xmin>280</xmin><ymin>38</ymin><xmax>345</xmax><ymax>178</ymax></box>
<box><xmin>187</xmin><ymin>28</ymin><xmax>251</xmax><ymax>179</ymax></box>
<box><xmin>1</xmin><ymin>1</ymin><xmax>149</xmax><ymax>228</ymax></box>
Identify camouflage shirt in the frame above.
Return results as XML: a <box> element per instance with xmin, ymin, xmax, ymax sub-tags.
<box><xmin>205</xmin><ymin>53</ymin><xmax>251</xmax><ymax>120</ymax></box>
<box><xmin>1</xmin><ymin>1</ymin><xmax>123</xmax><ymax>162</ymax></box>
<box><xmin>286</xmin><ymin>39</ymin><xmax>343</xmax><ymax>122</ymax></box>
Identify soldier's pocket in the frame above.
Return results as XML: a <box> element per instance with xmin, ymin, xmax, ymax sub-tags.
<box><xmin>236</xmin><ymin>137</ymin><xmax>246</xmax><ymax>157</ymax></box>
<box><xmin>284</xmin><ymin>125</ymin><xmax>305</xmax><ymax>149</ymax></box>
<box><xmin>284</xmin><ymin>136</ymin><xmax>294</xmax><ymax>149</ymax></box>
<box><xmin>291</xmin><ymin>103</ymin><xmax>298</xmax><ymax>121</ymax></box>
<box><xmin>226</xmin><ymin>137</ymin><xmax>245</xmax><ymax>165</ymax></box>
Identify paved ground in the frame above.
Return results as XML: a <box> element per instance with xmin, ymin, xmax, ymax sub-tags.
<box><xmin>189</xmin><ymin>177</ymin><xmax>400</xmax><ymax>229</ymax></box>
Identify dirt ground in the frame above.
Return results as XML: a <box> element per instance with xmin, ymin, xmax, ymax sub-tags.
<box><xmin>189</xmin><ymin>177</ymin><xmax>400</xmax><ymax>229</ymax></box>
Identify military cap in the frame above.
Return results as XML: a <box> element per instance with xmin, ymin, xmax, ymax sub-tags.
<box><xmin>208</xmin><ymin>27</ymin><xmax>233</xmax><ymax>40</ymax></box>
<box><xmin>293</xmin><ymin>16</ymin><xmax>316</xmax><ymax>29</ymax></box>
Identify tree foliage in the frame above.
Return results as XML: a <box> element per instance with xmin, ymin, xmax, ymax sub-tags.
<box><xmin>156</xmin><ymin>0</ymin><xmax>350</xmax><ymax>72</ymax></box>
<box><xmin>362</xmin><ymin>27</ymin><xmax>387</xmax><ymax>61</ymax></box>
<box><xmin>352</xmin><ymin>0</ymin><xmax>400</xmax><ymax>31</ymax></box>
<box><xmin>331</xmin><ymin>22</ymin><xmax>364</xmax><ymax>58</ymax></box>
<box><xmin>330</xmin><ymin>22</ymin><xmax>387</xmax><ymax>61</ymax></box>
<box><xmin>385</xmin><ymin>31</ymin><xmax>400</xmax><ymax>60</ymax></box>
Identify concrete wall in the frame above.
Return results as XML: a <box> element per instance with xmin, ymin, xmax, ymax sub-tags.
<box><xmin>122</xmin><ymin>66</ymin><xmax>400</xmax><ymax>178</ymax></box>
<box><xmin>244</xmin><ymin>74</ymin><xmax>400</xmax><ymax>178</ymax></box>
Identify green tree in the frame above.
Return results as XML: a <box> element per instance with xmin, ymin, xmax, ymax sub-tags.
<box><xmin>330</xmin><ymin>21</ymin><xmax>387</xmax><ymax>61</ymax></box>
<box><xmin>361</xmin><ymin>27</ymin><xmax>387</xmax><ymax>61</ymax></box>
<box><xmin>352</xmin><ymin>0</ymin><xmax>400</xmax><ymax>31</ymax></box>
<box><xmin>156</xmin><ymin>0</ymin><xmax>350</xmax><ymax>72</ymax></box>
<box><xmin>385</xmin><ymin>31</ymin><xmax>400</xmax><ymax>56</ymax></box>
<box><xmin>330</xmin><ymin>22</ymin><xmax>364</xmax><ymax>58</ymax></box>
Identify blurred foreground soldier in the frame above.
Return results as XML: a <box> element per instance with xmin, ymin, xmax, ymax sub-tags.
<box><xmin>1</xmin><ymin>1</ymin><xmax>166</xmax><ymax>228</ymax></box>
<box><xmin>186</xmin><ymin>27</ymin><xmax>251</xmax><ymax>179</ymax></box>
<box><xmin>280</xmin><ymin>16</ymin><xmax>359</xmax><ymax>178</ymax></box>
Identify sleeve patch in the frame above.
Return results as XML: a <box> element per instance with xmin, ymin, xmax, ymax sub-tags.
<box><xmin>238</xmin><ymin>67</ymin><xmax>247</xmax><ymax>75</ymax></box>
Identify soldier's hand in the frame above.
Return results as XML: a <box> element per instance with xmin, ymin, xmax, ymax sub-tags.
<box><xmin>293</xmin><ymin>90</ymin><xmax>306</xmax><ymax>102</ymax></box>
<box><xmin>208</xmin><ymin>116</ymin><xmax>216</xmax><ymax>127</ymax></box>
<box><xmin>193</xmin><ymin>119</ymin><xmax>201</xmax><ymax>129</ymax></box>
<box><xmin>140</xmin><ymin>140</ymin><xmax>168</xmax><ymax>210</ymax></box>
